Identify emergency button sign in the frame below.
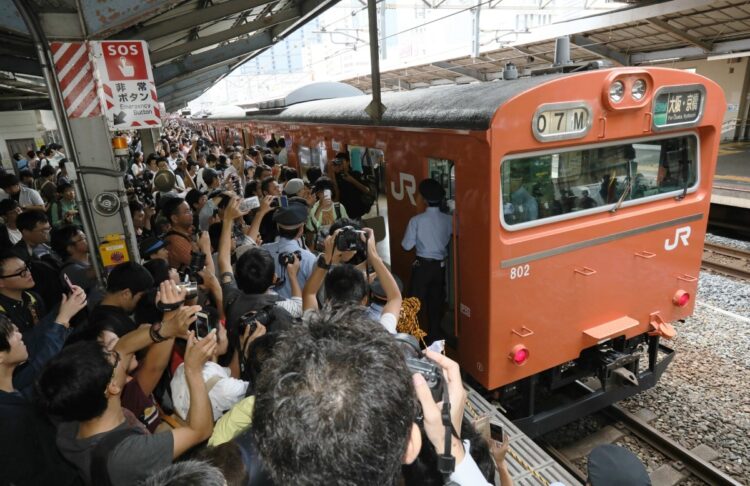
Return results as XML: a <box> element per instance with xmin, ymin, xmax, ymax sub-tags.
<box><xmin>92</xmin><ymin>40</ymin><xmax>161</xmax><ymax>129</ymax></box>
<box><xmin>102</xmin><ymin>42</ymin><xmax>149</xmax><ymax>81</ymax></box>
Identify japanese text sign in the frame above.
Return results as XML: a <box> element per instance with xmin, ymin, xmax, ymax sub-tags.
<box><xmin>92</xmin><ymin>41</ymin><xmax>161</xmax><ymax>129</ymax></box>
<box><xmin>653</xmin><ymin>85</ymin><xmax>705</xmax><ymax>130</ymax></box>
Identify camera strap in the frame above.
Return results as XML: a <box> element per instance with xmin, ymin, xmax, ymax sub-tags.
<box><xmin>437</xmin><ymin>385</ymin><xmax>456</xmax><ymax>482</ymax></box>
<box><xmin>156</xmin><ymin>300</ymin><xmax>185</xmax><ymax>312</ymax></box>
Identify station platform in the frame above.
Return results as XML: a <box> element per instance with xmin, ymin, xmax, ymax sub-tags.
<box><xmin>713</xmin><ymin>142</ymin><xmax>750</xmax><ymax>209</ymax></box>
<box><xmin>465</xmin><ymin>387</ymin><xmax>583</xmax><ymax>486</ymax></box>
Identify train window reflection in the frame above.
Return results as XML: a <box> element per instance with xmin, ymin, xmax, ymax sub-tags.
<box><xmin>501</xmin><ymin>134</ymin><xmax>698</xmax><ymax>227</ymax></box>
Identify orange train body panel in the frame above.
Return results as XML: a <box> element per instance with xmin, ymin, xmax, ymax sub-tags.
<box><xmin>189</xmin><ymin>68</ymin><xmax>725</xmax><ymax>412</ymax></box>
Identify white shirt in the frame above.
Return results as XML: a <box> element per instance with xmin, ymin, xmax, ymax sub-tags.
<box><xmin>171</xmin><ymin>361</ymin><xmax>248</xmax><ymax>421</ymax></box>
<box><xmin>0</xmin><ymin>186</ymin><xmax>44</xmax><ymax>208</ymax></box>
<box><xmin>7</xmin><ymin>228</ymin><xmax>21</xmax><ymax>245</ymax></box>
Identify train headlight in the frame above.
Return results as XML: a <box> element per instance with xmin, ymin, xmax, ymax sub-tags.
<box><xmin>509</xmin><ymin>344</ymin><xmax>529</xmax><ymax>366</ymax></box>
<box><xmin>631</xmin><ymin>79</ymin><xmax>647</xmax><ymax>100</ymax></box>
<box><xmin>609</xmin><ymin>81</ymin><xmax>625</xmax><ymax>103</ymax></box>
<box><xmin>673</xmin><ymin>289</ymin><xmax>690</xmax><ymax>307</ymax></box>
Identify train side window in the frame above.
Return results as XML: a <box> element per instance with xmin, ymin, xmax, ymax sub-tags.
<box><xmin>299</xmin><ymin>146</ymin><xmax>311</xmax><ymax>166</ymax></box>
<box><xmin>428</xmin><ymin>158</ymin><xmax>455</xmax><ymax>208</ymax></box>
<box><xmin>500</xmin><ymin>133</ymin><xmax>699</xmax><ymax>228</ymax></box>
<box><xmin>315</xmin><ymin>141</ymin><xmax>328</xmax><ymax>172</ymax></box>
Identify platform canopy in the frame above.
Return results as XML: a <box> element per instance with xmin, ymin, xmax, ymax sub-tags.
<box><xmin>343</xmin><ymin>0</ymin><xmax>750</xmax><ymax>92</ymax></box>
<box><xmin>0</xmin><ymin>0</ymin><xmax>340</xmax><ymax>111</ymax></box>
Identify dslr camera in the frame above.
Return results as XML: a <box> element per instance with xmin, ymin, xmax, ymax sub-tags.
<box><xmin>335</xmin><ymin>226</ymin><xmax>366</xmax><ymax>253</ymax></box>
<box><xmin>238</xmin><ymin>306</ymin><xmax>276</xmax><ymax>334</ymax></box>
<box><xmin>278</xmin><ymin>250</ymin><xmax>301</xmax><ymax>266</ymax></box>
<box><xmin>394</xmin><ymin>333</ymin><xmax>445</xmax><ymax>403</ymax></box>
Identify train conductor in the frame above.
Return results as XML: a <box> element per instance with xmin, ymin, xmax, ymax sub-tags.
<box><xmin>401</xmin><ymin>178</ymin><xmax>453</xmax><ymax>342</ymax></box>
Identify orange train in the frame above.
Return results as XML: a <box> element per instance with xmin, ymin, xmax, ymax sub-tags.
<box><xmin>190</xmin><ymin>67</ymin><xmax>725</xmax><ymax>436</ymax></box>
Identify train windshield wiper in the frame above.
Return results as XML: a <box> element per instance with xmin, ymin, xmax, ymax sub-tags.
<box><xmin>610</xmin><ymin>178</ymin><xmax>632</xmax><ymax>214</ymax></box>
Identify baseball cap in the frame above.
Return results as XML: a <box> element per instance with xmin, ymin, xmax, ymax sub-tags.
<box><xmin>139</xmin><ymin>236</ymin><xmax>167</xmax><ymax>259</ymax></box>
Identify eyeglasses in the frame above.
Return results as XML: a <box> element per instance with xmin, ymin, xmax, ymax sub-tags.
<box><xmin>0</xmin><ymin>265</ymin><xmax>30</xmax><ymax>279</ymax></box>
<box><xmin>109</xmin><ymin>349</ymin><xmax>121</xmax><ymax>383</ymax></box>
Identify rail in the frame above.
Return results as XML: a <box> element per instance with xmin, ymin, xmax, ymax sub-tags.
<box><xmin>604</xmin><ymin>404</ymin><xmax>743</xmax><ymax>486</ymax></box>
<box><xmin>702</xmin><ymin>242</ymin><xmax>750</xmax><ymax>280</ymax></box>
<box><xmin>540</xmin><ymin>382</ymin><xmax>745</xmax><ymax>485</ymax></box>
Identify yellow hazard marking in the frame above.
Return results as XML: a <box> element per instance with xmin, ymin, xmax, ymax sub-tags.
<box><xmin>715</xmin><ymin>174</ymin><xmax>750</xmax><ymax>183</ymax></box>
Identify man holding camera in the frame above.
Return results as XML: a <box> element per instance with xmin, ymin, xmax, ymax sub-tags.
<box><xmin>261</xmin><ymin>204</ymin><xmax>315</xmax><ymax>300</ymax></box>
<box><xmin>329</xmin><ymin>152</ymin><xmax>372</xmax><ymax>220</ymax></box>
<box><xmin>254</xmin><ymin>306</ymin><xmax>492</xmax><ymax>486</ymax></box>
<box><xmin>218</xmin><ymin>198</ymin><xmax>303</xmax><ymax>323</ymax></box>
<box><xmin>302</xmin><ymin>227</ymin><xmax>401</xmax><ymax>334</ymax></box>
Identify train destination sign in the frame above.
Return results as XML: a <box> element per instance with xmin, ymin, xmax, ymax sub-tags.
<box><xmin>652</xmin><ymin>85</ymin><xmax>705</xmax><ymax>131</ymax></box>
<box><xmin>532</xmin><ymin>102</ymin><xmax>592</xmax><ymax>142</ymax></box>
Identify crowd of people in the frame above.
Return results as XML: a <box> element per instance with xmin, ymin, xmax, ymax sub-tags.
<box><xmin>0</xmin><ymin>125</ymin><xmax>650</xmax><ymax>486</ymax></box>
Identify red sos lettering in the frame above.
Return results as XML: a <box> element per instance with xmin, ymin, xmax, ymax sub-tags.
<box><xmin>102</xmin><ymin>42</ymin><xmax>148</xmax><ymax>81</ymax></box>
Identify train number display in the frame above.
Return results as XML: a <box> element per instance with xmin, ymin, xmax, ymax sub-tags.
<box><xmin>532</xmin><ymin>102</ymin><xmax>592</xmax><ymax>142</ymax></box>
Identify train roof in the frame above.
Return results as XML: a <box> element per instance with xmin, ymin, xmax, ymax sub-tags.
<box><xmin>247</xmin><ymin>73</ymin><xmax>565</xmax><ymax>131</ymax></box>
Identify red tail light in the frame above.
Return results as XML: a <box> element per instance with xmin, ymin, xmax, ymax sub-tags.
<box><xmin>673</xmin><ymin>290</ymin><xmax>690</xmax><ymax>307</ymax></box>
<box><xmin>509</xmin><ymin>345</ymin><xmax>529</xmax><ymax>365</ymax></box>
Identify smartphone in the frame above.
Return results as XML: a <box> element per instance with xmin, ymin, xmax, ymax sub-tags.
<box><xmin>280</xmin><ymin>195</ymin><xmax>289</xmax><ymax>208</ymax></box>
<box><xmin>490</xmin><ymin>422</ymin><xmax>504</xmax><ymax>441</ymax></box>
<box><xmin>323</xmin><ymin>189</ymin><xmax>332</xmax><ymax>200</ymax></box>
<box><xmin>239</xmin><ymin>196</ymin><xmax>260</xmax><ymax>212</ymax></box>
<box><xmin>192</xmin><ymin>312</ymin><xmax>212</xmax><ymax>339</ymax></box>
<box><xmin>62</xmin><ymin>274</ymin><xmax>73</xmax><ymax>295</ymax></box>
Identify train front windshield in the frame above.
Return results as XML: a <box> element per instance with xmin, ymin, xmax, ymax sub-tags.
<box><xmin>500</xmin><ymin>133</ymin><xmax>698</xmax><ymax>228</ymax></box>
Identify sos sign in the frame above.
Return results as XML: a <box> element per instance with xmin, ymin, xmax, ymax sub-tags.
<box><xmin>100</xmin><ymin>41</ymin><xmax>150</xmax><ymax>82</ymax></box>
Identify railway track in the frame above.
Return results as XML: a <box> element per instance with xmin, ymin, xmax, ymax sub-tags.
<box><xmin>542</xmin><ymin>403</ymin><xmax>744</xmax><ymax>485</ymax></box>
<box><xmin>702</xmin><ymin>241</ymin><xmax>750</xmax><ymax>280</ymax></box>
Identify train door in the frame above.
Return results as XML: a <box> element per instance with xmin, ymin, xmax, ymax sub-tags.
<box><xmin>349</xmin><ymin>146</ymin><xmax>389</xmax><ymax>258</ymax></box>
<box><xmin>427</xmin><ymin>158</ymin><xmax>457</xmax><ymax>341</ymax></box>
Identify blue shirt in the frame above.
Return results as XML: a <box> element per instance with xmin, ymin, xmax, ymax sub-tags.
<box><xmin>401</xmin><ymin>207</ymin><xmax>453</xmax><ymax>260</ymax></box>
<box><xmin>261</xmin><ymin>237</ymin><xmax>315</xmax><ymax>299</ymax></box>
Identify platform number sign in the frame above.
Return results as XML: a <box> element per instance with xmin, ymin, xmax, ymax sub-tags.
<box><xmin>652</xmin><ymin>85</ymin><xmax>705</xmax><ymax>131</ymax></box>
<box><xmin>532</xmin><ymin>102</ymin><xmax>592</xmax><ymax>142</ymax></box>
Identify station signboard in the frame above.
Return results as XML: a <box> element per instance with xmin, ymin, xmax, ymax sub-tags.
<box><xmin>91</xmin><ymin>41</ymin><xmax>162</xmax><ymax>130</ymax></box>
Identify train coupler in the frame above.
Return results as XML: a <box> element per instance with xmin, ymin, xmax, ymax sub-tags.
<box><xmin>596</xmin><ymin>347</ymin><xmax>641</xmax><ymax>391</ymax></box>
<box><xmin>649</xmin><ymin>312</ymin><xmax>676</xmax><ymax>339</ymax></box>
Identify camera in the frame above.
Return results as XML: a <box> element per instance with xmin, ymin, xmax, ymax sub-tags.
<box><xmin>335</xmin><ymin>226</ymin><xmax>366</xmax><ymax>253</ymax></box>
<box><xmin>394</xmin><ymin>333</ymin><xmax>444</xmax><ymax>403</ymax></box>
<box><xmin>238</xmin><ymin>306</ymin><xmax>275</xmax><ymax>334</ymax></box>
<box><xmin>177</xmin><ymin>280</ymin><xmax>199</xmax><ymax>300</ymax></box>
<box><xmin>278</xmin><ymin>250</ymin><xmax>301</xmax><ymax>266</ymax></box>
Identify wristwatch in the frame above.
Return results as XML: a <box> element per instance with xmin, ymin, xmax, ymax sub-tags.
<box><xmin>149</xmin><ymin>322</ymin><xmax>168</xmax><ymax>343</ymax></box>
<box><xmin>316</xmin><ymin>254</ymin><xmax>331</xmax><ymax>270</ymax></box>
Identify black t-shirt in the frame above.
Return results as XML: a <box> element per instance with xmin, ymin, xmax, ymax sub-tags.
<box><xmin>89</xmin><ymin>304</ymin><xmax>137</xmax><ymax>337</ymax></box>
<box><xmin>0</xmin><ymin>390</ymin><xmax>82</xmax><ymax>486</ymax></box>
<box><xmin>336</xmin><ymin>171</ymin><xmax>368</xmax><ymax>219</ymax></box>
<box><xmin>0</xmin><ymin>290</ymin><xmax>46</xmax><ymax>335</ymax></box>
